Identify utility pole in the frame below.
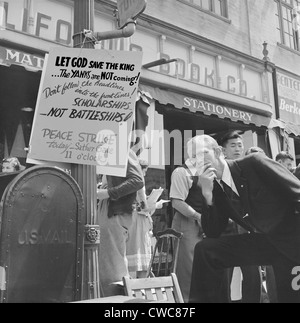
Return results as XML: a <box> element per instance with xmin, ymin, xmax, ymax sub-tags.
<box><xmin>72</xmin><ymin>0</ymin><xmax>146</xmax><ymax>301</ymax></box>
<box><xmin>73</xmin><ymin>0</ymin><xmax>100</xmax><ymax>301</ymax></box>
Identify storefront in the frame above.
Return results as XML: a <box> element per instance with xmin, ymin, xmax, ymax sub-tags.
<box><xmin>138</xmin><ymin>81</ymin><xmax>273</xmax><ymax>227</ymax></box>
<box><xmin>0</xmin><ymin>0</ymin><xmax>73</xmax><ymax>164</ymax></box>
<box><xmin>272</xmin><ymin>69</ymin><xmax>300</xmax><ymax>166</ymax></box>
<box><xmin>0</xmin><ymin>0</ymin><xmax>119</xmax><ymax>165</ymax></box>
<box><xmin>0</xmin><ymin>46</ymin><xmax>43</xmax><ymax>164</ymax></box>
<box><xmin>132</xmin><ymin>31</ymin><xmax>275</xmax><ymax>227</ymax></box>
<box><xmin>0</xmin><ymin>0</ymin><xmax>276</xmax><ymax>230</ymax></box>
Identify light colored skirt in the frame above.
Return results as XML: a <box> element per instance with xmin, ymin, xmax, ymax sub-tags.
<box><xmin>98</xmin><ymin>199</ymin><xmax>133</xmax><ymax>297</ymax></box>
<box><xmin>126</xmin><ymin>211</ymin><xmax>153</xmax><ymax>273</ymax></box>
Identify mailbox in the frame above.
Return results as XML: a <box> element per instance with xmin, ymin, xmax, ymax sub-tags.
<box><xmin>0</xmin><ymin>166</ymin><xmax>84</xmax><ymax>303</ymax></box>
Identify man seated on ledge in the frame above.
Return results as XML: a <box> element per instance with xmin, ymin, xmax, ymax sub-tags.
<box><xmin>189</xmin><ymin>135</ymin><xmax>300</xmax><ymax>303</ymax></box>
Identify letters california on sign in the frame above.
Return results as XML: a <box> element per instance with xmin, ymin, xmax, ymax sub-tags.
<box><xmin>27</xmin><ymin>47</ymin><xmax>143</xmax><ymax>177</ymax></box>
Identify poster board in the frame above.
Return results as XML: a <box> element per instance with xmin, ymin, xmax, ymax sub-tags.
<box><xmin>28</xmin><ymin>47</ymin><xmax>143</xmax><ymax>177</ymax></box>
<box><xmin>277</xmin><ymin>71</ymin><xmax>300</xmax><ymax>125</ymax></box>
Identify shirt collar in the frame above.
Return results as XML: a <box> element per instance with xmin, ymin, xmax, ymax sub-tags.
<box><xmin>220</xmin><ymin>162</ymin><xmax>239</xmax><ymax>196</ymax></box>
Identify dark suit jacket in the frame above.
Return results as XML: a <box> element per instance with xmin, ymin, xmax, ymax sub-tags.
<box><xmin>107</xmin><ymin>150</ymin><xmax>144</xmax><ymax>217</ymax></box>
<box><xmin>201</xmin><ymin>153</ymin><xmax>300</xmax><ymax>263</ymax></box>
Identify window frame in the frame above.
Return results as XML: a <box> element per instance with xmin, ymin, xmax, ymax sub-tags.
<box><xmin>276</xmin><ymin>0</ymin><xmax>300</xmax><ymax>51</ymax></box>
<box><xmin>178</xmin><ymin>0</ymin><xmax>229</xmax><ymax>19</ymax></box>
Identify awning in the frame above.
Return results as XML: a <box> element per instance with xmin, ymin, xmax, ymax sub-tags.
<box><xmin>0</xmin><ymin>46</ymin><xmax>44</xmax><ymax>72</ymax></box>
<box><xmin>139</xmin><ymin>84</ymin><xmax>271</xmax><ymax>128</ymax></box>
<box><xmin>268</xmin><ymin>119</ymin><xmax>300</xmax><ymax>137</ymax></box>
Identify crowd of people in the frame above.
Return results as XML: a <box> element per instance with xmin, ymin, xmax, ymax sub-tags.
<box><xmin>95</xmin><ymin>130</ymin><xmax>300</xmax><ymax>303</ymax></box>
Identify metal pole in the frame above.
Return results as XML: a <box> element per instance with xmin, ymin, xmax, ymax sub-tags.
<box><xmin>73</xmin><ymin>0</ymin><xmax>101</xmax><ymax>301</ymax></box>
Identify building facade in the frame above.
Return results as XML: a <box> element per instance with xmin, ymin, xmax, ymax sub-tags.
<box><xmin>0</xmin><ymin>0</ymin><xmax>299</xmax><ymax>228</ymax></box>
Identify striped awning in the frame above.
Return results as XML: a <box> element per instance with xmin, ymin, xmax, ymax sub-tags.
<box><xmin>139</xmin><ymin>84</ymin><xmax>272</xmax><ymax>128</ymax></box>
<box><xmin>268</xmin><ymin>118</ymin><xmax>300</xmax><ymax>137</ymax></box>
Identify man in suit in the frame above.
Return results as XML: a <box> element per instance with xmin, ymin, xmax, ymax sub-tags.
<box><xmin>220</xmin><ymin>131</ymin><xmax>262</xmax><ymax>303</ymax></box>
<box><xmin>189</xmin><ymin>135</ymin><xmax>300</xmax><ymax>303</ymax></box>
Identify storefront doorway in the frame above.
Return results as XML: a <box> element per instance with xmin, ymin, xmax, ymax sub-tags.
<box><xmin>0</xmin><ymin>65</ymin><xmax>41</xmax><ymax>165</ymax></box>
<box><xmin>155</xmin><ymin>103</ymin><xmax>269</xmax><ymax>227</ymax></box>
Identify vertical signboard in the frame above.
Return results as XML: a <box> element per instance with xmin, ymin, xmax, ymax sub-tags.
<box><xmin>28</xmin><ymin>47</ymin><xmax>143</xmax><ymax>177</ymax></box>
<box><xmin>277</xmin><ymin>71</ymin><xmax>300</xmax><ymax>124</ymax></box>
<box><xmin>117</xmin><ymin>0</ymin><xmax>147</xmax><ymax>28</ymax></box>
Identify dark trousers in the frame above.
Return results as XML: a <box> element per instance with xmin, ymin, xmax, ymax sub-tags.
<box><xmin>265</xmin><ymin>265</ymin><xmax>278</xmax><ymax>303</ymax></box>
<box><xmin>227</xmin><ymin>265</ymin><xmax>262</xmax><ymax>303</ymax></box>
<box><xmin>189</xmin><ymin>233</ymin><xmax>300</xmax><ymax>303</ymax></box>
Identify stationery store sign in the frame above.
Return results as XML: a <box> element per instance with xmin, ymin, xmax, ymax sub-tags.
<box><xmin>28</xmin><ymin>47</ymin><xmax>142</xmax><ymax>177</ymax></box>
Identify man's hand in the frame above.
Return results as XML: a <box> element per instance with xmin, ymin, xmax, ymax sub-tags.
<box><xmin>199</xmin><ymin>164</ymin><xmax>216</xmax><ymax>205</ymax></box>
<box><xmin>97</xmin><ymin>189</ymin><xmax>109</xmax><ymax>200</ymax></box>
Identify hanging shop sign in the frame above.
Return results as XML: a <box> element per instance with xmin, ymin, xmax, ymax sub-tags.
<box><xmin>28</xmin><ymin>47</ymin><xmax>143</xmax><ymax>177</ymax></box>
<box><xmin>117</xmin><ymin>0</ymin><xmax>147</xmax><ymax>28</ymax></box>
<box><xmin>277</xmin><ymin>71</ymin><xmax>300</xmax><ymax>125</ymax></box>
<box><xmin>0</xmin><ymin>46</ymin><xmax>44</xmax><ymax>71</ymax></box>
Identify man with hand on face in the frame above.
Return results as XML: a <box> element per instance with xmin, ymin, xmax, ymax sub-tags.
<box><xmin>189</xmin><ymin>135</ymin><xmax>300</xmax><ymax>303</ymax></box>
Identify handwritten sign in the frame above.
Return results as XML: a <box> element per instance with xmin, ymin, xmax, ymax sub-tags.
<box><xmin>28</xmin><ymin>47</ymin><xmax>143</xmax><ymax>177</ymax></box>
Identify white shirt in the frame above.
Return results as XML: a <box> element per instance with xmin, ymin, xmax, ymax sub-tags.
<box><xmin>218</xmin><ymin>162</ymin><xmax>240</xmax><ymax>196</ymax></box>
<box><xmin>169</xmin><ymin>159</ymin><xmax>197</xmax><ymax>201</ymax></box>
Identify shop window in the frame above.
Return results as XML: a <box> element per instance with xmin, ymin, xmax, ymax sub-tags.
<box><xmin>275</xmin><ymin>0</ymin><xmax>300</xmax><ymax>51</ymax></box>
<box><xmin>0</xmin><ymin>65</ymin><xmax>39</xmax><ymax>165</ymax></box>
<box><xmin>179</xmin><ymin>0</ymin><xmax>228</xmax><ymax>18</ymax></box>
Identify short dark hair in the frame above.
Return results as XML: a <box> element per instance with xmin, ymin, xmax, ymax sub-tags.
<box><xmin>275</xmin><ymin>151</ymin><xmax>294</xmax><ymax>162</ymax></box>
<box><xmin>245</xmin><ymin>146</ymin><xmax>265</xmax><ymax>156</ymax></box>
<box><xmin>219</xmin><ymin>130</ymin><xmax>243</xmax><ymax>147</ymax></box>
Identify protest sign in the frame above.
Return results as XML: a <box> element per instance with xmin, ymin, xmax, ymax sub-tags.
<box><xmin>28</xmin><ymin>47</ymin><xmax>143</xmax><ymax>177</ymax></box>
